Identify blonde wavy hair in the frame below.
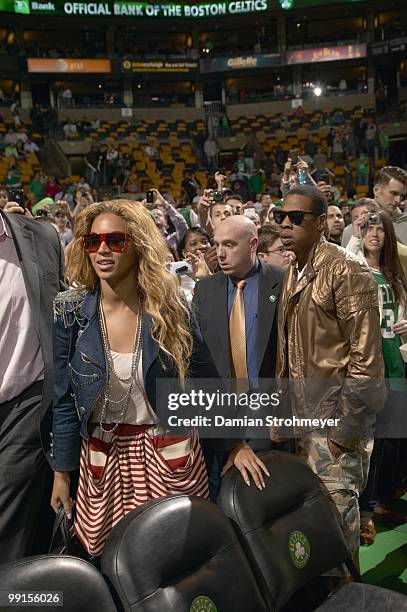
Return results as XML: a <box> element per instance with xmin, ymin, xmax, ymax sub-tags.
<box><xmin>66</xmin><ymin>199</ymin><xmax>192</xmax><ymax>380</ymax></box>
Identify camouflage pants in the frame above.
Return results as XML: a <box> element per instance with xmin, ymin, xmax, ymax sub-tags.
<box><xmin>295</xmin><ymin>435</ymin><xmax>372</xmax><ymax>574</ymax></box>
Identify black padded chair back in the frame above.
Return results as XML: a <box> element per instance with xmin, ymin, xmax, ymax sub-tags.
<box><xmin>102</xmin><ymin>494</ymin><xmax>269</xmax><ymax>612</ymax></box>
<box><xmin>0</xmin><ymin>555</ymin><xmax>117</xmax><ymax>611</ymax></box>
<box><xmin>218</xmin><ymin>451</ymin><xmax>352</xmax><ymax>610</ymax></box>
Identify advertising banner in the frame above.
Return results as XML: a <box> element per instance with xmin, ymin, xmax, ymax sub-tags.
<box><xmin>201</xmin><ymin>53</ymin><xmax>282</xmax><ymax>73</ymax></box>
<box><xmin>286</xmin><ymin>44</ymin><xmax>367</xmax><ymax>65</ymax></box>
<box><xmin>0</xmin><ymin>0</ymin><xmax>365</xmax><ymax>18</ymax></box>
<box><xmin>0</xmin><ymin>0</ymin><xmax>270</xmax><ymax>17</ymax></box>
<box><xmin>120</xmin><ymin>59</ymin><xmax>198</xmax><ymax>73</ymax></box>
<box><xmin>27</xmin><ymin>58</ymin><xmax>112</xmax><ymax>72</ymax></box>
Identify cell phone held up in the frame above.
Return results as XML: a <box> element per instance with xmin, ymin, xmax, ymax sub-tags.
<box><xmin>168</xmin><ymin>260</ymin><xmax>193</xmax><ymax>275</ymax></box>
<box><xmin>319</xmin><ymin>172</ymin><xmax>331</xmax><ymax>184</ymax></box>
<box><xmin>8</xmin><ymin>187</ymin><xmax>25</xmax><ymax>210</ymax></box>
<box><xmin>146</xmin><ymin>190</ymin><xmax>155</xmax><ymax>205</ymax></box>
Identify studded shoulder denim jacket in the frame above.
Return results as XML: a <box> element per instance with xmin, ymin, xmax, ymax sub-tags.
<box><xmin>52</xmin><ymin>286</ymin><xmax>219</xmax><ymax>472</ymax></box>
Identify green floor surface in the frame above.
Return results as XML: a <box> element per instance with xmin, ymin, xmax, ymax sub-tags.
<box><xmin>360</xmin><ymin>495</ymin><xmax>407</xmax><ymax>595</ymax></box>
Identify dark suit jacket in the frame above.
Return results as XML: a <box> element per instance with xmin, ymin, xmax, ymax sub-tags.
<box><xmin>2</xmin><ymin>211</ymin><xmax>65</xmax><ymax>452</ymax></box>
<box><xmin>192</xmin><ymin>262</ymin><xmax>284</xmax><ymax>454</ymax></box>
<box><xmin>192</xmin><ymin>262</ymin><xmax>284</xmax><ymax>382</ymax></box>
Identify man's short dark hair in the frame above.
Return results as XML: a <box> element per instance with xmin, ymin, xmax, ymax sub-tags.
<box><xmin>257</xmin><ymin>227</ymin><xmax>280</xmax><ymax>254</ymax></box>
<box><xmin>351</xmin><ymin>198</ymin><xmax>378</xmax><ymax>212</ymax></box>
<box><xmin>224</xmin><ymin>193</ymin><xmax>243</xmax><ymax>205</ymax></box>
<box><xmin>285</xmin><ymin>185</ymin><xmax>328</xmax><ymax>215</ymax></box>
<box><xmin>375</xmin><ymin>166</ymin><xmax>407</xmax><ymax>188</ymax></box>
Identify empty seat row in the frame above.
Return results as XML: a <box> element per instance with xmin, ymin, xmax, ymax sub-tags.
<box><xmin>1</xmin><ymin>451</ymin><xmax>406</xmax><ymax>612</ymax></box>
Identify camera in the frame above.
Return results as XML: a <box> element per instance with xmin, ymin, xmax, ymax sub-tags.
<box><xmin>208</xmin><ymin>190</ymin><xmax>224</xmax><ymax>204</ymax></box>
<box><xmin>366</xmin><ymin>212</ymin><xmax>380</xmax><ymax>226</ymax></box>
<box><xmin>36</xmin><ymin>209</ymin><xmax>49</xmax><ymax>217</ymax></box>
<box><xmin>361</xmin><ymin>212</ymin><xmax>380</xmax><ymax>233</ymax></box>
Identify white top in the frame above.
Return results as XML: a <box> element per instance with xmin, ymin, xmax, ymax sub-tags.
<box><xmin>91</xmin><ymin>349</ymin><xmax>157</xmax><ymax>425</ymax></box>
<box><xmin>296</xmin><ymin>264</ymin><xmax>307</xmax><ymax>283</ymax></box>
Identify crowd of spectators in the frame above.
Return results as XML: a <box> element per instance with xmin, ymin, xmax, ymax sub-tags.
<box><xmin>1</xmin><ymin>130</ymin><xmax>407</xmax><ymax>607</ymax></box>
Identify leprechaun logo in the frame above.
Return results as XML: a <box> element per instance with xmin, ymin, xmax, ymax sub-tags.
<box><xmin>190</xmin><ymin>595</ymin><xmax>217</xmax><ymax>612</ymax></box>
<box><xmin>288</xmin><ymin>530</ymin><xmax>311</xmax><ymax>569</ymax></box>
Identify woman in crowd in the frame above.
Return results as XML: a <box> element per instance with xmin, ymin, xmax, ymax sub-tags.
<box><xmin>54</xmin><ymin>207</ymin><xmax>73</xmax><ymax>247</ymax></box>
<box><xmin>175</xmin><ymin>227</ymin><xmax>214</xmax><ymax>304</ymax></box>
<box><xmin>150</xmin><ymin>189</ymin><xmax>188</xmax><ymax>252</ymax></box>
<box><xmin>50</xmin><ymin>199</ymin><xmax>211</xmax><ymax>559</ymax></box>
<box><xmin>179</xmin><ymin>227</ymin><xmax>214</xmax><ymax>276</ymax></box>
<box><xmin>347</xmin><ymin>209</ymin><xmax>407</xmax><ymax>543</ymax></box>
<box><xmin>72</xmin><ymin>188</ymin><xmax>94</xmax><ymax>217</ymax></box>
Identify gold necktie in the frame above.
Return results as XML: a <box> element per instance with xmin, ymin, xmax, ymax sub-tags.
<box><xmin>229</xmin><ymin>279</ymin><xmax>248</xmax><ymax>393</ymax></box>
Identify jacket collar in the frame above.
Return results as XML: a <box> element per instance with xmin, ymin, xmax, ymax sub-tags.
<box><xmin>289</xmin><ymin>236</ymin><xmax>331</xmax><ymax>299</ymax></box>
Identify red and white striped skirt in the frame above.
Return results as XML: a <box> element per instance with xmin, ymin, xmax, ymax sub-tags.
<box><xmin>75</xmin><ymin>424</ymin><xmax>208</xmax><ymax>556</ymax></box>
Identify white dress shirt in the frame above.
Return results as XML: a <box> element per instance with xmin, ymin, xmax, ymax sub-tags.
<box><xmin>0</xmin><ymin>214</ymin><xmax>44</xmax><ymax>403</ymax></box>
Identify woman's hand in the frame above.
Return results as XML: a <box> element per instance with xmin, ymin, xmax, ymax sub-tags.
<box><xmin>214</xmin><ymin>171</ymin><xmax>226</xmax><ymax>191</ymax></box>
<box><xmin>352</xmin><ymin>212</ymin><xmax>369</xmax><ymax>238</ymax></box>
<box><xmin>51</xmin><ymin>472</ymin><xmax>73</xmax><ymax>519</ymax></box>
<box><xmin>393</xmin><ymin>319</ymin><xmax>407</xmax><ymax>336</ymax></box>
<box><xmin>151</xmin><ymin>188</ymin><xmax>168</xmax><ymax>209</ymax></box>
<box><xmin>197</xmin><ymin>189</ymin><xmax>211</xmax><ymax>211</ymax></box>
<box><xmin>186</xmin><ymin>252</ymin><xmax>211</xmax><ymax>280</ymax></box>
<box><xmin>283</xmin><ymin>158</ymin><xmax>293</xmax><ymax>182</ymax></box>
<box><xmin>204</xmin><ymin>245</ymin><xmax>218</xmax><ymax>272</ymax></box>
<box><xmin>221</xmin><ymin>442</ymin><xmax>270</xmax><ymax>490</ymax></box>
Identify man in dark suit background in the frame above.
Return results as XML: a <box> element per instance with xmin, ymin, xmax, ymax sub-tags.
<box><xmin>0</xmin><ymin>202</ymin><xmax>64</xmax><ymax>561</ymax></box>
<box><xmin>192</xmin><ymin>215</ymin><xmax>284</xmax><ymax>496</ymax></box>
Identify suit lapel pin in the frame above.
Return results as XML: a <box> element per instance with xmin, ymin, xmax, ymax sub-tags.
<box><xmin>269</xmin><ymin>294</ymin><xmax>276</xmax><ymax>303</ymax></box>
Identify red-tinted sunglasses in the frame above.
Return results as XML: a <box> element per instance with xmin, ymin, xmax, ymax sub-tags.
<box><xmin>82</xmin><ymin>232</ymin><xmax>129</xmax><ymax>253</ymax></box>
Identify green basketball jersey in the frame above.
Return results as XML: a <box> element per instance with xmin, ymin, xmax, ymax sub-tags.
<box><xmin>372</xmin><ymin>270</ymin><xmax>404</xmax><ymax>389</ymax></box>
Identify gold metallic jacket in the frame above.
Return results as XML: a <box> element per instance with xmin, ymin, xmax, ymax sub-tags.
<box><xmin>276</xmin><ymin>237</ymin><xmax>386</xmax><ymax>445</ymax></box>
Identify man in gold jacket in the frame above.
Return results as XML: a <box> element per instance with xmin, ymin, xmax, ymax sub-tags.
<box><xmin>272</xmin><ymin>185</ymin><xmax>386</xmax><ymax>569</ymax></box>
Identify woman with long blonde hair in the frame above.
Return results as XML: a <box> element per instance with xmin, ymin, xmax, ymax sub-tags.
<box><xmin>50</xmin><ymin>199</ymin><xmax>211</xmax><ymax>559</ymax></box>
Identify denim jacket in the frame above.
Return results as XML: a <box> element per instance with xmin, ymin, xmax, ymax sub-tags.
<box><xmin>52</xmin><ymin>287</ymin><xmax>219</xmax><ymax>472</ymax></box>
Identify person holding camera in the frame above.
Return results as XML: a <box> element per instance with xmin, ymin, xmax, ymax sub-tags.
<box><xmin>179</xmin><ymin>227</ymin><xmax>214</xmax><ymax>278</ymax></box>
<box><xmin>149</xmin><ymin>189</ymin><xmax>188</xmax><ymax>252</ymax></box>
<box><xmin>197</xmin><ymin>189</ymin><xmax>234</xmax><ymax>237</ymax></box>
<box><xmin>342</xmin><ymin>166</ymin><xmax>407</xmax><ymax>247</ymax></box>
<box><xmin>346</xmin><ymin>208</ymin><xmax>407</xmax><ymax>543</ymax></box>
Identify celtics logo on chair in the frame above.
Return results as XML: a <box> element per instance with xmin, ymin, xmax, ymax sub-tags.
<box><xmin>288</xmin><ymin>530</ymin><xmax>311</xmax><ymax>569</ymax></box>
<box><xmin>190</xmin><ymin>595</ymin><xmax>218</xmax><ymax>612</ymax></box>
